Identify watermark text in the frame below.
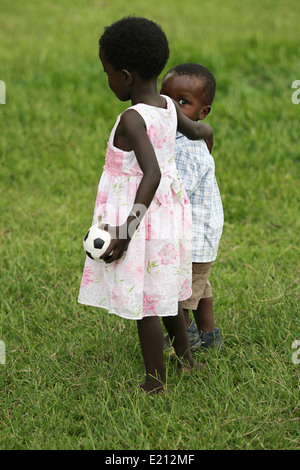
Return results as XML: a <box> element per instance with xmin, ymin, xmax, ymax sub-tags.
<box><xmin>0</xmin><ymin>341</ymin><xmax>5</xmax><ymax>364</ymax></box>
<box><xmin>292</xmin><ymin>340</ymin><xmax>300</xmax><ymax>364</ymax></box>
<box><xmin>291</xmin><ymin>80</ymin><xmax>300</xmax><ymax>104</ymax></box>
<box><xmin>0</xmin><ymin>80</ymin><xmax>6</xmax><ymax>104</ymax></box>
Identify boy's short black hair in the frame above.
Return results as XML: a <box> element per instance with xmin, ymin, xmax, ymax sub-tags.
<box><xmin>167</xmin><ymin>63</ymin><xmax>216</xmax><ymax>105</ymax></box>
<box><xmin>99</xmin><ymin>16</ymin><xmax>169</xmax><ymax>80</ymax></box>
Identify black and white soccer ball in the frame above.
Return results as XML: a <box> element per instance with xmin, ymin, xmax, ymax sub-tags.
<box><xmin>83</xmin><ymin>224</ymin><xmax>111</xmax><ymax>260</ymax></box>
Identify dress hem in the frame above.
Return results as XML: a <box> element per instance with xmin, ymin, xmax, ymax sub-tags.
<box><xmin>77</xmin><ymin>289</ymin><xmax>192</xmax><ymax>320</ymax></box>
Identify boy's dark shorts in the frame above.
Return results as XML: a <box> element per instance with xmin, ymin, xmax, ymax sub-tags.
<box><xmin>181</xmin><ymin>262</ymin><xmax>213</xmax><ymax>310</ymax></box>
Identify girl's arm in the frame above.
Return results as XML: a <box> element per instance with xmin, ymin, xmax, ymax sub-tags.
<box><xmin>173</xmin><ymin>100</ymin><xmax>213</xmax><ymax>152</ymax></box>
<box><xmin>100</xmin><ymin>109</ymin><xmax>161</xmax><ymax>263</ymax></box>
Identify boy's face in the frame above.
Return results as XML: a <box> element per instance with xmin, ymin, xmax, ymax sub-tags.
<box><xmin>160</xmin><ymin>72</ymin><xmax>211</xmax><ymax>121</ymax></box>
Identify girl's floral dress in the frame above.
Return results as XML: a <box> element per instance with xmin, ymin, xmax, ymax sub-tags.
<box><xmin>78</xmin><ymin>96</ymin><xmax>192</xmax><ymax>319</ymax></box>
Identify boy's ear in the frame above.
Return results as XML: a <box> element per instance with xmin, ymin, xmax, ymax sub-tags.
<box><xmin>122</xmin><ymin>69</ymin><xmax>133</xmax><ymax>85</ymax></box>
<box><xmin>199</xmin><ymin>105</ymin><xmax>211</xmax><ymax>120</ymax></box>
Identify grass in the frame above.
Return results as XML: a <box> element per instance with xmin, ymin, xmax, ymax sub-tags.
<box><xmin>0</xmin><ymin>0</ymin><xmax>299</xmax><ymax>450</ymax></box>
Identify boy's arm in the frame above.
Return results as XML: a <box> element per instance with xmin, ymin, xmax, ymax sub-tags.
<box><xmin>173</xmin><ymin>100</ymin><xmax>213</xmax><ymax>153</ymax></box>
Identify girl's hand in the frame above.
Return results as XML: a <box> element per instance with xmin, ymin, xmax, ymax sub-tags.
<box><xmin>174</xmin><ymin>100</ymin><xmax>213</xmax><ymax>142</ymax></box>
<box><xmin>99</xmin><ymin>223</ymin><xmax>131</xmax><ymax>264</ymax></box>
<box><xmin>205</xmin><ymin>134</ymin><xmax>213</xmax><ymax>153</ymax></box>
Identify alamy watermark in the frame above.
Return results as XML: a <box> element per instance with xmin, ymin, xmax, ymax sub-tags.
<box><xmin>292</xmin><ymin>340</ymin><xmax>300</xmax><ymax>365</ymax></box>
<box><xmin>0</xmin><ymin>80</ymin><xmax>6</xmax><ymax>104</ymax></box>
<box><xmin>0</xmin><ymin>341</ymin><xmax>5</xmax><ymax>365</ymax></box>
<box><xmin>291</xmin><ymin>80</ymin><xmax>300</xmax><ymax>104</ymax></box>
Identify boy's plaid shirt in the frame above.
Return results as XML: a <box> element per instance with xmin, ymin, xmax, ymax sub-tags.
<box><xmin>175</xmin><ymin>133</ymin><xmax>224</xmax><ymax>262</ymax></box>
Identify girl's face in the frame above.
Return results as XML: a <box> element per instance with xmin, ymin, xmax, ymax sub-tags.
<box><xmin>160</xmin><ymin>72</ymin><xmax>211</xmax><ymax>121</ymax></box>
<box><xmin>99</xmin><ymin>48</ymin><xmax>131</xmax><ymax>102</ymax></box>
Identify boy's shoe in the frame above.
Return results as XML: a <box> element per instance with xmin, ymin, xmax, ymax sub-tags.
<box><xmin>187</xmin><ymin>320</ymin><xmax>202</xmax><ymax>351</ymax></box>
<box><xmin>198</xmin><ymin>328</ymin><xmax>224</xmax><ymax>350</ymax></box>
<box><xmin>163</xmin><ymin>320</ymin><xmax>201</xmax><ymax>357</ymax></box>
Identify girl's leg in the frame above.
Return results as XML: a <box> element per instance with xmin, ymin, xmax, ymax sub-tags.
<box><xmin>137</xmin><ymin>316</ymin><xmax>166</xmax><ymax>393</ymax></box>
<box><xmin>183</xmin><ymin>307</ymin><xmax>193</xmax><ymax>327</ymax></box>
<box><xmin>162</xmin><ymin>304</ymin><xmax>198</xmax><ymax>371</ymax></box>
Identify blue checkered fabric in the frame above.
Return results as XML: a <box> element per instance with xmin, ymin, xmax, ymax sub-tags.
<box><xmin>175</xmin><ymin>133</ymin><xmax>224</xmax><ymax>262</ymax></box>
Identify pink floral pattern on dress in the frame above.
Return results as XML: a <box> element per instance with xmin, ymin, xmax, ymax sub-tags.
<box><xmin>143</xmin><ymin>292</ymin><xmax>158</xmax><ymax>316</ymax></box>
<box><xmin>179</xmin><ymin>278</ymin><xmax>192</xmax><ymax>299</ymax></box>
<box><xmin>158</xmin><ymin>243</ymin><xmax>178</xmax><ymax>265</ymax></box>
<box><xmin>103</xmin><ymin>145</ymin><xmax>123</xmax><ymax>175</ymax></box>
<box><xmin>156</xmin><ymin>194</ymin><xmax>170</xmax><ymax>206</ymax></box>
<box><xmin>81</xmin><ymin>267</ymin><xmax>93</xmax><ymax>286</ymax></box>
<box><xmin>112</xmin><ymin>284</ymin><xmax>127</xmax><ymax>305</ymax></box>
<box><xmin>124</xmin><ymin>264</ymin><xmax>144</xmax><ymax>284</ymax></box>
<box><xmin>145</xmin><ymin>223</ymin><xmax>155</xmax><ymax>241</ymax></box>
<box><xmin>147</xmin><ymin>124</ymin><xmax>167</xmax><ymax>149</ymax></box>
<box><xmin>96</xmin><ymin>190</ymin><xmax>107</xmax><ymax>207</ymax></box>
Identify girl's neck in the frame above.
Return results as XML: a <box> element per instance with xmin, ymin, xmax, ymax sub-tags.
<box><xmin>130</xmin><ymin>77</ymin><xmax>166</xmax><ymax>108</ymax></box>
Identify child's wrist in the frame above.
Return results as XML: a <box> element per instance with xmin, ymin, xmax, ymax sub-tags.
<box><xmin>127</xmin><ymin>211</ymin><xmax>141</xmax><ymax>238</ymax></box>
<box><xmin>129</xmin><ymin>209</ymin><xmax>141</xmax><ymax>223</ymax></box>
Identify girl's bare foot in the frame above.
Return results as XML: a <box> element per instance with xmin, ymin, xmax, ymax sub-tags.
<box><xmin>139</xmin><ymin>381</ymin><xmax>168</xmax><ymax>395</ymax></box>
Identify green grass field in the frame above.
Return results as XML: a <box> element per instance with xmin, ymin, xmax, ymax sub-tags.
<box><xmin>0</xmin><ymin>0</ymin><xmax>299</xmax><ymax>450</ymax></box>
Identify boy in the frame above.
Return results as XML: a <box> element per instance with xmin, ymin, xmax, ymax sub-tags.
<box><xmin>160</xmin><ymin>63</ymin><xmax>224</xmax><ymax>352</ymax></box>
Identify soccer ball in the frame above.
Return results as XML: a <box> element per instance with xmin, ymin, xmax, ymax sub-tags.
<box><xmin>83</xmin><ymin>224</ymin><xmax>112</xmax><ymax>260</ymax></box>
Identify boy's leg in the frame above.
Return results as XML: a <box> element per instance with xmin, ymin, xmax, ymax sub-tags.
<box><xmin>137</xmin><ymin>316</ymin><xmax>166</xmax><ymax>393</ymax></box>
<box><xmin>193</xmin><ymin>295</ymin><xmax>224</xmax><ymax>349</ymax></box>
<box><xmin>193</xmin><ymin>296</ymin><xmax>214</xmax><ymax>333</ymax></box>
<box><xmin>182</xmin><ymin>262</ymin><xmax>223</xmax><ymax>350</ymax></box>
<box><xmin>162</xmin><ymin>305</ymin><xmax>198</xmax><ymax>371</ymax></box>
<box><xmin>181</xmin><ymin>262</ymin><xmax>213</xmax><ymax>330</ymax></box>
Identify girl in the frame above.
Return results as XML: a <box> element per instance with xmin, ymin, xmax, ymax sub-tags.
<box><xmin>78</xmin><ymin>16</ymin><xmax>213</xmax><ymax>394</ymax></box>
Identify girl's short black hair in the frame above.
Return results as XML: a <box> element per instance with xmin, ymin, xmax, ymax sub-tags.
<box><xmin>168</xmin><ymin>63</ymin><xmax>216</xmax><ymax>105</ymax></box>
<box><xmin>99</xmin><ymin>16</ymin><xmax>169</xmax><ymax>79</ymax></box>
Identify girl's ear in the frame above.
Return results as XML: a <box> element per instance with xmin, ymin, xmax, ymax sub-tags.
<box><xmin>199</xmin><ymin>105</ymin><xmax>211</xmax><ymax>121</ymax></box>
<box><xmin>122</xmin><ymin>69</ymin><xmax>133</xmax><ymax>86</ymax></box>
